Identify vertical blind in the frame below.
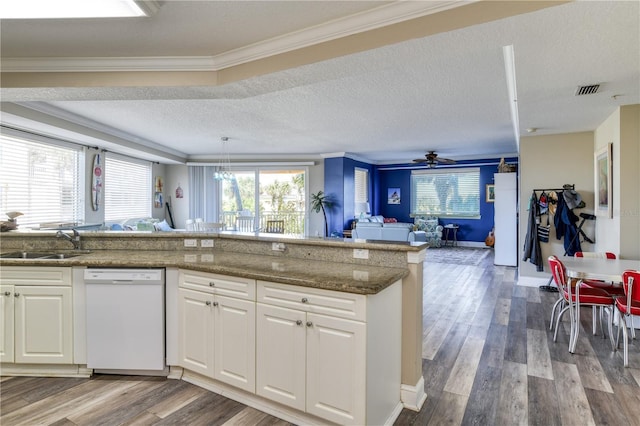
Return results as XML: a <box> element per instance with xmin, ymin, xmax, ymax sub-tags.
<box><xmin>104</xmin><ymin>153</ymin><xmax>151</xmax><ymax>221</ymax></box>
<box><xmin>411</xmin><ymin>168</ymin><xmax>480</xmax><ymax>217</ymax></box>
<box><xmin>354</xmin><ymin>167</ymin><xmax>369</xmax><ymax>204</ymax></box>
<box><xmin>0</xmin><ymin>133</ymin><xmax>83</xmax><ymax>227</ymax></box>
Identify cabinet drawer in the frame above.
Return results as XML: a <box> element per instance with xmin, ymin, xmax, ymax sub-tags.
<box><xmin>257</xmin><ymin>281</ymin><xmax>366</xmax><ymax>322</ymax></box>
<box><xmin>179</xmin><ymin>270</ymin><xmax>255</xmax><ymax>300</ymax></box>
<box><xmin>0</xmin><ymin>267</ymin><xmax>72</xmax><ymax>286</ymax></box>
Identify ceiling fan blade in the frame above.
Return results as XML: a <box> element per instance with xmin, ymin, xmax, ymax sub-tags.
<box><xmin>413</xmin><ymin>158</ymin><xmax>428</xmax><ymax>163</ymax></box>
<box><xmin>436</xmin><ymin>157</ymin><xmax>456</xmax><ymax>164</ymax></box>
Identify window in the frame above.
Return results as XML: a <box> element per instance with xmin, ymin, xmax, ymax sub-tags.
<box><xmin>354</xmin><ymin>167</ymin><xmax>369</xmax><ymax>213</ymax></box>
<box><xmin>411</xmin><ymin>168</ymin><xmax>480</xmax><ymax>218</ymax></box>
<box><xmin>104</xmin><ymin>153</ymin><xmax>151</xmax><ymax>220</ymax></box>
<box><xmin>0</xmin><ymin>131</ymin><xmax>83</xmax><ymax>227</ymax></box>
<box><xmin>219</xmin><ymin>169</ymin><xmax>306</xmax><ymax>234</ymax></box>
<box><xmin>189</xmin><ymin>166</ymin><xmax>307</xmax><ymax>235</ymax></box>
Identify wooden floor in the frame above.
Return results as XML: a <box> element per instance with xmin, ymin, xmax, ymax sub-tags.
<box><xmin>2</xmin><ymin>250</ymin><xmax>639</xmax><ymax>425</ymax></box>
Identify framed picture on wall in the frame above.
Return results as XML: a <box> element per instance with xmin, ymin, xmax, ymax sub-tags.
<box><xmin>486</xmin><ymin>184</ymin><xmax>495</xmax><ymax>203</ymax></box>
<box><xmin>595</xmin><ymin>142</ymin><xmax>612</xmax><ymax>218</ymax></box>
<box><xmin>388</xmin><ymin>187</ymin><xmax>401</xmax><ymax>204</ymax></box>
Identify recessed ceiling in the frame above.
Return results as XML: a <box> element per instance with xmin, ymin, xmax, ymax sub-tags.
<box><xmin>1</xmin><ymin>1</ymin><xmax>638</xmax><ymax>164</ymax></box>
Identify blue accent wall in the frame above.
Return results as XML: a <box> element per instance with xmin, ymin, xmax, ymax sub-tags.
<box><xmin>325</xmin><ymin>156</ymin><xmax>517</xmax><ymax>242</ymax></box>
<box><xmin>324</xmin><ymin>156</ymin><xmax>374</xmax><ymax>234</ymax></box>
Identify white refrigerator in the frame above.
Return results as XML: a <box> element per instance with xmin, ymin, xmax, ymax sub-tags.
<box><xmin>493</xmin><ymin>173</ymin><xmax>517</xmax><ymax>266</ymax></box>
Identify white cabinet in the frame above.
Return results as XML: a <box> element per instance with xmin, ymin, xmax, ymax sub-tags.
<box><xmin>0</xmin><ymin>267</ymin><xmax>73</xmax><ymax>364</ymax></box>
<box><xmin>0</xmin><ymin>285</ymin><xmax>15</xmax><ymax>362</ymax></box>
<box><xmin>256</xmin><ymin>280</ymin><xmax>401</xmax><ymax>426</ymax></box>
<box><xmin>179</xmin><ymin>287</ymin><xmax>215</xmax><ymax>377</ymax></box>
<box><xmin>177</xmin><ymin>270</ymin><xmax>256</xmax><ymax>393</ymax></box>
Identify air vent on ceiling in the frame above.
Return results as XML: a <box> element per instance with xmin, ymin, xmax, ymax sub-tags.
<box><xmin>575</xmin><ymin>84</ymin><xmax>600</xmax><ymax>96</ymax></box>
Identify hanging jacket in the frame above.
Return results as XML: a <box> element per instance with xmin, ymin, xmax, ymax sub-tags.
<box><xmin>523</xmin><ymin>191</ymin><xmax>543</xmax><ymax>271</ymax></box>
<box><xmin>554</xmin><ymin>192</ymin><xmax>582</xmax><ymax>256</ymax></box>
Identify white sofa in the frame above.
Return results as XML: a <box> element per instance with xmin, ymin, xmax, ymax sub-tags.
<box><xmin>352</xmin><ymin>221</ymin><xmax>423</xmax><ymax>242</ymax></box>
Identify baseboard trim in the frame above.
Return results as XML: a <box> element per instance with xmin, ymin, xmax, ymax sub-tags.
<box><xmin>401</xmin><ymin>376</ymin><xmax>427</xmax><ymax>411</ymax></box>
<box><xmin>0</xmin><ymin>363</ymin><xmax>92</xmax><ymax>378</ymax></box>
<box><xmin>456</xmin><ymin>241</ymin><xmax>489</xmax><ymax>248</ymax></box>
<box><xmin>518</xmin><ymin>275</ymin><xmax>552</xmax><ymax>287</ymax></box>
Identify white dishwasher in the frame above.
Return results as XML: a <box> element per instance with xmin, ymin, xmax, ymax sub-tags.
<box><xmin>84</xmin><ymin>268</ymin><xmax>167</xmax><ymax>375</ymax></box>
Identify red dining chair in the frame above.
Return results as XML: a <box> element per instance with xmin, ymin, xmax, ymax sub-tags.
<box><xmin>574</xmin><ymin>252</ymin><xmax>626</xmax><ymax>336</ymax></box>
<box><xmin>615</xmin><ymin>270</ymin><xmax>640</xmax><ymax>367</ymax></box>
<box><xmin>548</xmin><ymin>256</ymin><xmax>616</xmax><ymax>353</ymax></box>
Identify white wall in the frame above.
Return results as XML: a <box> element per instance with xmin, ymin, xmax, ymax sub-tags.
<box><xmin>518</xmin><ymin>131</ymin><xmax>595</xmax><ymax>286</ymax></box>
<box><xmin>307</xmin><ymin>160</ymin><xmax>326</xmax><ymax>237</ymax></box>
<box><xmin>618</xmin><ymin>105</ymin><xmax>640</xmax><ymax>259</ymax></box>
<box><xmin>151</xmin><ymin>163</ymin><xmax>167</xmax><ymax>220</ymax></box>
<box><xmin>82</xmin><ymin>148</ymin><xmax>167</xmax><ymax>226</ymax></box>
<box><xmin>164</xmin><ymin>165</ymin><xmax>189</xmax><ymax>229</ymax></box>
<box><xmin>594</xmin><ymin>104</ymin><xmax>640</xmax><ymax>259</ymax></box>
<box><xmin>593</xmin><ymin>109</ymin><xmax>621</xmax><ymax>254</ymax></box>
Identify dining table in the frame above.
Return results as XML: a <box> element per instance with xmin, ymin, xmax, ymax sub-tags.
<box><xmin>563</xmin><ymin>257</ymin><xmax>640</xmax><ymax>282</ymax></box>
<box><xmin>561</xmin><ymin>257</ymin><xmax>640</xmax><ymax>353</ymax></box>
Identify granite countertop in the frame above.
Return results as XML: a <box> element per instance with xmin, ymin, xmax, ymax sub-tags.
<box><xmin>0</xmin><ymin>250</ymin><xmax>408</xmax><ymax>295</ymax></box>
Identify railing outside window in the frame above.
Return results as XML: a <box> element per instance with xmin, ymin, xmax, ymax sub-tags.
<box><xmin>220</xmin><ymin>211</ymin><xmax>305</xmax><ymax>234</ymax></box>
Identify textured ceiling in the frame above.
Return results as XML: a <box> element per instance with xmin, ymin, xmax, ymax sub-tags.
<box><xmin>1</xmin><ymin>1</ymin><xmax>638</xmax><ymax>164</ymax></box>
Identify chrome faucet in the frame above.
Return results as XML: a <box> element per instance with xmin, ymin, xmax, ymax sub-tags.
<box><xmin>56</xmin><ymin>229</ymin><xmax>81</xmax><ymax>250</ymax></box>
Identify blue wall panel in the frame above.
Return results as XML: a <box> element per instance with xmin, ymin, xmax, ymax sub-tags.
<box><xmin>325</xmin><ymin>156</ymin><xmax>517</xmax><ymax>242</ymax></box>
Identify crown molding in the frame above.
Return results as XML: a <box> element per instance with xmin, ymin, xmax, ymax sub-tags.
<box><xmin>321</xmin><ymin>152</ymin><xmax>377</xmax><ymax>164</ymax></box>
<box><xmin>1</xmin><ymin>1</ymin><xmax>471</xmax><ymax>73</ymax></box>
<box><xmin>212</xmin><ymin>0</ymin><xmax>473</xmax><ymax>70</ymax></box>
<box><xmin>1</xmin><ymin>56</ymin><xmax>216</xmax><ymax>72</ymax></box>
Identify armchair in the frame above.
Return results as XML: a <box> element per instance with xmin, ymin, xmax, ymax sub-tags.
<box><xmin>414</xmin><ymin>215</ymin><xmax>443</xmax><ymax>248</ymax></box>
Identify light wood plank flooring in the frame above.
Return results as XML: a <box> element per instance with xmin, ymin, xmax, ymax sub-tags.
<box><xmin>2</xmin><ymin>250</ymin><xmax>639</xmax><ymax>425</ymax></box>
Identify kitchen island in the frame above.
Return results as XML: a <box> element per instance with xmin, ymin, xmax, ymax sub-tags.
<box><xmin>1</xmin><ymin>230</ymin><xmax>428</xmax><ymax>425</ymax></box>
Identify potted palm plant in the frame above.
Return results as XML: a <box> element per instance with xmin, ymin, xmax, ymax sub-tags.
<box><xmin>310</xmin><ymin>191</ymin><xmax>333</xmax><ymax>237</ymax></box>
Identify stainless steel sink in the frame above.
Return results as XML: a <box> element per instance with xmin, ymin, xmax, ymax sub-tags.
<box><xmin>0</xmin><ymin>250</ymin><xmax>91</xmax><ymax>259</ymax></box>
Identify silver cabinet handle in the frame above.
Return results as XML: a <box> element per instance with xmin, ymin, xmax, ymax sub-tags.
<box><xmin>213</xmin><ymin>301</ymin><xmax>219</xmax><ymax>307</ymax></box>
<box><xmin>301</xmin><ymin>297</ymin><xmax>308</xmax><ymax>303</ymax></box>
<box><xmin>4</xmin><ymin>291</ymin><xmax>10</xmax><ymax>296</ymax></box>
<box><xmin>209</xmin><ymin>282</ymin><xmax>215</xmax><ymax>287</ymax></box>
<box><xmin>306</xmin><ymin>321</ymin><xmax>313</xmax><ymax>327</ymax></box>
<box><xmin>296</xmin><ymin>320</ymin><xmax>303</xmax><ymax>326</ymax></box>
<box><xmin>205</xmin><ymin>300</ymin><xmax>211</xmax><ymax>306</ymax></box>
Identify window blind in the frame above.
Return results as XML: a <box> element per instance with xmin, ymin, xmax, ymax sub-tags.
<box><xmin>104</xmin><ymin>153</ymin><xmax>151</xmax><ymax>221</ymax></box>
<box><xmin>354</xmin><ymin>168</ymin><xmax>369</xmax><ymax>204</ymax></box>
<box><xmin>0</xmin><ymin>133</ymin><xmax>83</xmax><ymax>227</ymax></box>
<box><xmin>410</xmin><ymin>168</ymin><xmax>480</xmax><ymax>217</ymax></box>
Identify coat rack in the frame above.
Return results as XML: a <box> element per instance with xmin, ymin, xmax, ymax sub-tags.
<box><xmin>532</xmin><ymin>184</ymin><xmax>574</xmax><ymax>193</ymax></box>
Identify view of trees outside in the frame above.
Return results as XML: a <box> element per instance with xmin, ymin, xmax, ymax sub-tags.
<box><xmin>412</xmin><ymin>170</ymin><xmax>480</xmax><ymax>217</ymax></box>
<box><xmin>221</xmin><ymin>169</ymin><xmax>305</xmax><ymax>234</ymax></box>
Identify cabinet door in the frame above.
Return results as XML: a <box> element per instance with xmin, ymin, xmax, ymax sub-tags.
<box><xmin>306</xmin><ymin>313</ymin><xmax>366</xmax><ymax>425</ymax></box>
<box><xmin>15</xmin><ymin>286</ymin><xmax>72</xmax><ymax>364</ymax></box>
<box><xmin>0</xmin><ymin>285</ymin><xmax>14</xmax><ymax>363</ymax></box>
<box><xmin>214</xmin><ymin>295</ymin><xmax>255</xmax><ymax>393</ymax></box>
<box><xmin>178</xmin><ymin>288</ymin><xmax>214</xmax><ymax>377</ymax></box>
<box><xmin>256</xmin><ymin>303</ymin><xmax>306</xmax><ymax>411</ymax></box>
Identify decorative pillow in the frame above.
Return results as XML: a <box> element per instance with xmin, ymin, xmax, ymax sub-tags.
<box><xmin>383</xmin><ymin>217</ymin><xmax>398</xmax><ymax>223</ymax></box>
<box><xmin>414</xmin><ymin>216</ymin><xmax>428</xmax><ymax>231</ymax></box>
<box><xmin>414</xmin><ymin>215</ymin><xmax>439</xmax><ymax>232</ymax></box>
<box><xmin>154</xmin><ymin>219</ymin><xmax>174</xmax><ymax>232</ymax></box>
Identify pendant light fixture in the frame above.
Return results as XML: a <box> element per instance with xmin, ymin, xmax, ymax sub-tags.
<box><xmin>214</xmin><ymin>137</ymin><xmax>234</xmax><ymax>181</ymax></box>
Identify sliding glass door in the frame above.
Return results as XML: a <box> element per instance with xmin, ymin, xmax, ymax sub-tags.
<box><xmin>220</xmin><ymin>168</ymin><xmax>306</xmax><ymax>235</ymax></box>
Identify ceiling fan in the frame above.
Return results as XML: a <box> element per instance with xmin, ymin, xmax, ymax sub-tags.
<box><xmin>413</xmin><ymin>151</ymin><xmax>456</xmax><ymax>168</ymax></box>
